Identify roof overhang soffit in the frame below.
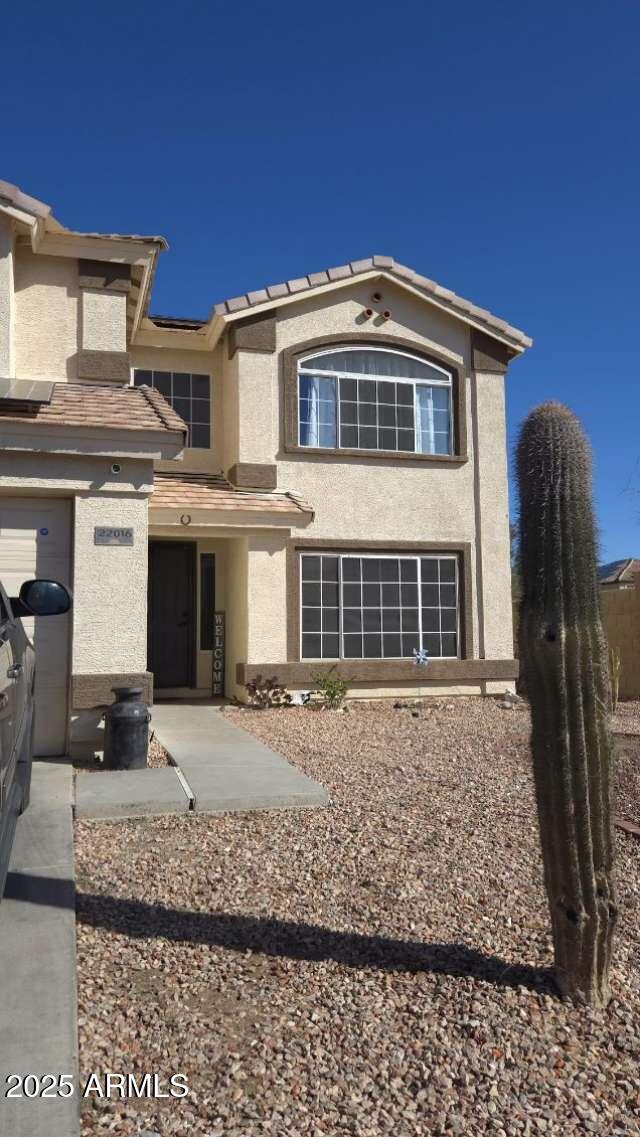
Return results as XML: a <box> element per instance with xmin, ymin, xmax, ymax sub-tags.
<box><xmin>14</xmin><ymin>230</ymin><xmax>164</xmax><ymax>340</ymax></box>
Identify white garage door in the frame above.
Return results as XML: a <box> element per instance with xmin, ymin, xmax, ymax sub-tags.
<box><xmin>0</xmin><ymin>498</ymin><xmax>72</xmax><ymax>756</ymax></box>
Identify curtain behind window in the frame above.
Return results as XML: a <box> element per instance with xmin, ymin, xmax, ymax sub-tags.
<box><xmin>299</xmin><ymin>375</ymin><xmax>336</xmax><ymax>447</ymax></box>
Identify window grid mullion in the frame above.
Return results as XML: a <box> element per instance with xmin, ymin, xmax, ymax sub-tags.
<box><xmin>379</xmin><ymin>568</ymin><xmax>385</xmax><ymax>657</ymax></box>
<box><xmin>358</xmin><ymin>556</ymin><xmax>363</xmax><ymax>657</ymax></box>
<box><xmin>416</xmin><ymin>556</ymin><xmax>424</xmax><ymax>656</ymax></box>
<box><xmin>301</xmin><ymin>552</ymin><xmax>460</xmax><ymax>661</ymax></box>
<box><xmin>338</xmin><ymin>555</ymin><xmax>344</xmax><ymax>661</ymax></box>
<box><xmin>437</xmin><ymin>557</ymin><xmax>443</xmax><ymax>657</ymax></box>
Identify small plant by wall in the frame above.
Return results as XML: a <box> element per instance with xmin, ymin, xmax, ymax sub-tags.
<box><xmin>311</xmin><ymin>666</ymin><xmax>349</xmax><ymax>709</ymax></box>
<box><xmin>242</xmin><ymin>675</ymin><xmax>292</xmax><ymax>709</ymax></box>
<box><xmin>516</xmin><ymin>401</ymin><xmax>617</xmax><ymax>1008</ymax></box>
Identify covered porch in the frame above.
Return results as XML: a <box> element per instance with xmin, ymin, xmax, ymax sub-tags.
<box><xmin>148</xmin><ymin>472</ymin><xmax>314</xmax><ymax>701</ymax></box>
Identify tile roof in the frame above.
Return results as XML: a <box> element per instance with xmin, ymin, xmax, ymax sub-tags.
<box><xmin>63</xmin><ymin>229</ymin><xmax>168</xmax><ymax>248</ymax></box>
<box><xmin>152</xmin><ymin>471</ymin><xmax>313</xmax><ymax>516</ymax></box>
<box><xmin>598</xmin><ymin>558</ymin><xmax>640</xmax><ymax>585</ymax></box>
<box><xmin>0</xmin><ymin>181</ymin><xmax>167</xmax><ymax>246</ymax></box>
<box><xmin>0</xmin><ymin>179</ymin><xmax>51</xmax><ymax>220</ymax></box>
<box><xmin>211</xmin><ymin>256</ymin><xmax>532</xmax><ymax>350</ymax></box>
<box><xmin>0</xmin><ymin>382</ymin><xmax>187</xmax><ymax>437</ymax></box>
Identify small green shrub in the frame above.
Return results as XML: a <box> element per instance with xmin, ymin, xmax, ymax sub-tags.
<box><xmin>311</xmin><ymin>665</ymin><xmax>349</xmax><ymax>709</ymax></box>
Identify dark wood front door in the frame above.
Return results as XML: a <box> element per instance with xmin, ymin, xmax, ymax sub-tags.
<box><xmin>148</xmin><ymin>541</ymin><xmax>196</xmax><ymax>689</ymax></box>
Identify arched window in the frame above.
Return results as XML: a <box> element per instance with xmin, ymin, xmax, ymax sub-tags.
<box><xmin>297</xmin><ymin>346</ymin><xmax>452</xmax><ymax>455</ymax></box>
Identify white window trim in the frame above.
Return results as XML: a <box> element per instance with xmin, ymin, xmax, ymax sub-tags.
<box><xmin>130</xmin><ymin>367</ymin><xmax>213</xmax><ymax>451</ymax></box>
<box><xmin>297</xmin><ymin>347</ymin><xmax>453</xmax><ymax>455</ymax></box>
<box><xmin>299</xmin><ymin>552</ymin><xmax>460</xmax><ymax>663</ymax></box>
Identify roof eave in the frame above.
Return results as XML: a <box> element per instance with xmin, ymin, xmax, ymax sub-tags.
<box><xmin>203</xmin><ymin>268</ymin><xmax>532</xmax><ymax>355</ymax></box>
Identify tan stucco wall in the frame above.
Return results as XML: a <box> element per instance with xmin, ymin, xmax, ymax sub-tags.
<box><xmin>246</xmin><ymin>534</ymin><xmax>288</xmax><ymax>662</ymax></box>
<box><xmin>0</xmin><ymin>450</ymin><xmax>153</xmax><ymax>496</ymax></box>
<box><xmin>72</xmin><ymin>492</ymin><xmax>149</xmax><ymax>675</ymax></box>
<box><xmin>70</xmin><ymin>490</ymin><xmax>149</xmax><ymax>754</ymax></box>
<box><xmin>0</xmin><ymin>215</ymin><xmax>15</xmax><ymax>376</ymax></box>
<box><xmin>14</xmin><ymin>250</ymin><xmax>79</xmax><ymax>380</ymax></box>
<box><xmin>472</xmin><ymin>372</ymin><xmax>514</xmax><ymax>658</ymax></box>
<box><xmin>130</xmin><ymin>344</ymin><xmax>224</xmax><ymax>473</ymax></box>
<box><xmin>0</xmin><ymin>446</ymin><xmax>153</xmax><ymax>752</ymax></box>
<box><xmin>225</xmin><ymin>536</ymin><xmax>248</xmax><ymax>699</ymax></box>
<box><xmin>223</xmin><ymin>279</ymin><xmax>515</xmax><ymax>684</ymax></box>
<box><xmin>236</xmin><ymin>350</ymin><xmax>279</xmax><ymax>466</ymax></box>
<box><xmin>81</xmin><ymin>288</ymin><xmax>127</xmax><ymax>352</ymax></box>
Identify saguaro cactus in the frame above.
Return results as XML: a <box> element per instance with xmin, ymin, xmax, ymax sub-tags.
<box><xmin>516</xmin><ymin>402</ymin><xmax>616</xmax><ymax>1007</ymax></box>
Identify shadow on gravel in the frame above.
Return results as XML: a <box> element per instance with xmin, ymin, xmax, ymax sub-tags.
<box><xmin>52</xmin><ymin>885</ymin><xmax>557</xmax><ymax>995</ymax></box>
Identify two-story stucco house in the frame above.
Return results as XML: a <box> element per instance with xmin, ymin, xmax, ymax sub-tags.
<box><xmin>0</xmin><ymin>179</ymin><xmax>531</xmax><ymax>757</ymax></box>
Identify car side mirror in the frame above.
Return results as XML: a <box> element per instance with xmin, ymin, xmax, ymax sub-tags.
<box><xmin>11</xmin><ymin>579</ymin><xmax>72</xmax><ymax>618</ymax></box>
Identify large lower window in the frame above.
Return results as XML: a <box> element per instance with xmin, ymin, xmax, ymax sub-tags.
<box><xmin>133</xmin><ymin>370</ymin><xmax>211</xmax><ymax>449</ymax></box>
<box><xmin>298</xmin><ymin>347</ymin><xmax>452</xmax><ymax>456</ymax></box>
<box><xmin>300</xmin><ymin>553</ymin><xmax>459</xmax><ymax>660</ymax></box>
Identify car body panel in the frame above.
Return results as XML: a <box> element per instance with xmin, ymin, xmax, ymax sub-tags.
<box><xmin>0</xmin><ymin>574</ymin><xmax>65</xmax><ymax>900</ymax></box>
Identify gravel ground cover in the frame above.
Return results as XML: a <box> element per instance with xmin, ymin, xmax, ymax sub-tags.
<box><xmin>74</xmin><ymin>698</ymin><xmax>640</xmax><ymax>1137</ymax></box>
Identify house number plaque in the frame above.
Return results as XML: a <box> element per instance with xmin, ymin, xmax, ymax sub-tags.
<box><xmin>212</xmin><ymin>611</ymin><xmax>225</xmax><ymax>696</ymax></box>
<box><xmin>94</xmin><ymin>527</ymin><xmax>134</xmax><ymax>546</ymax></box>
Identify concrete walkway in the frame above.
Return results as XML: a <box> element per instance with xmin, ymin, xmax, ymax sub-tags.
<box><xmin>75</xmin><ymin>765</ymin><xmax>191</xmax><ymax>820</ymax></box>
<box><xmin>152</xmin><ymin>702</ymin><xmax>329</xmax><ymax>814</ymax></box>
<box><xmin>0</xmin><ymin>762</ymin><xmax>79</xmax><ymax>1137</ymax></box>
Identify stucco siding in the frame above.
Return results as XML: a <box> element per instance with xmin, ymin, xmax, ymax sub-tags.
<box><xmin>72</xmin><ymin>493</ymin><xmax>148</xmax><ymax>675</ymax></box>
<box><xmin>81</xmin><ymin>288</ymin><xmax>127</xmax><ymax>352</ymax></box>
<box><xmin>0</xmin><ymin>215</ymin><xmax>14</xmax><ymax>376</ymax></box>
<box><xmin>223</xmin><ymin>280</ymin><xmax>516</xmax><ymax>678</ymax></box>
<box><xmin>225</xmin><ymin>536</ymin><xmax>248</xmax><ymax>699</ymax></box>
<box><xmin>277</xmin><ymin>282</ymin><xmax>467</xmax><ymax>360</ymax></box>
<box><xmin>0</xmin><ymin>450</ymin><xmax>153</xmax><ymax>496</ymax></box>
<box><xmin>14</xmin><ymin>250</ymin><xmax>79</xmax><ymax>380</ymax></box>
<box><xmin>236</xmin><ymin>350</ymin><xmax>279</xmax><ymax>466</ymax></box>
<box><xmin>472</xmin><ymin>372</ymin><xmax>514</xmax><ymax>658</ymax></box>
<box><xmin>246</xmin><ymin>534</ymin><xmax>288</xmax><ymax>663</ymax></box>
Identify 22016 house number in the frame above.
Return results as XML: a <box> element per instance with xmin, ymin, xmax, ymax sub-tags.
<box><xmin>94</xmin><ymin>527</ymin><xmax>134</xmax><ymax>546</ymax></box>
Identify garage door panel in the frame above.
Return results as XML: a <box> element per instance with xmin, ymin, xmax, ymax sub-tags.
<box><xmin>0</xmin><ymin>499</ymin><xmax>71</xmax><ymax>756</ymax></box>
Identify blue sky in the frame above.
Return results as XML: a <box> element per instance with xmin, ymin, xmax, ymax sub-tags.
<box><xmin>3</xmin><ymin>1</ymin><xmax>639</xmax><ymax>559</ymax></box>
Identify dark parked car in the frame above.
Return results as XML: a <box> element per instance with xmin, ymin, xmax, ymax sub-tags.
<box><xmin>0</xmin><ymin>577</ymin><xmax>72</xmax><ymax>899</ymax></box>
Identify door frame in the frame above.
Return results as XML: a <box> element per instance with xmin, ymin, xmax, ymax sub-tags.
<box><xmin>148</xmin><ymin>539</ymin><xmax>197</xmax><ymax>690</ymax></box>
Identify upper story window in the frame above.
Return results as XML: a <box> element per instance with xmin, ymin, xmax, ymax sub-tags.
<box><xmin>297</xmin><ymin>347</ymin><xmax>452</xmax><ymax>456</ymax></box>
<box><xmin>133</xmin><ymin>370</ymin><xmax>211</xmax><ymax>449</ymax></box>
